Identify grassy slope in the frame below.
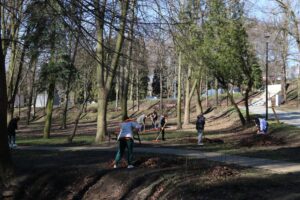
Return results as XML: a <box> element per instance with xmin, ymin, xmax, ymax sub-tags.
<box><xmin>14</xmin><ymin>91</ymin><xmax>300</xmax><ymax>163</ymax></box>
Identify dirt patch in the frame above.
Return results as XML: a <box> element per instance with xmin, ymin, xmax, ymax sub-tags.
<box><xmin>106</xmin><ymin>156</ymin><xmax>183</xmax><ymax>169</ymax></box>
<box><xmin>137</xmin><ymin>157</ymin><xmax>181</xmax><ymax>168</ymax></box>
<box><xmin>174</xmin><ymin>137</ymin><xmax>225</xmax><ymax>145</ymax></box>
<box><xmin>206</xmin><ymin>165</ymin><xmax>240</xmax><ymax>179</ymax></box>
<box><xmin>203</xmin><ymin>137</ymin><xmax>224</xmax><ymax>144</ymax></box>
<box><xmin>176</xmin><ymin>138</ymin><xmax>198</xmax><ymax>143</ymax></box>
<box><xmin>238</xmin><ymin>134</ymin><xmax>285</xmax><ymax>147</ymax></box>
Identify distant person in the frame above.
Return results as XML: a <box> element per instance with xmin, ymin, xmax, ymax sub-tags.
<box><xmin>8</xmin><ymin>116</ymin><xmax>20</xmax><ymax>148</ymax></box>
<box><xmin>159</xmin><ymin>115</ymin><xmax>168</xmax><ymax>141</ymax></box>
<box><xmin>114</xmin><ymin>117</ymin><xmax>141</xmax><ymax>169</ymax></box>
<box><xmin>151</xmin><ymin>111</ymin><xmax>158</xmax><ymax>129</ymax></box>
<box><xmin>255</xmin><ymin>118</ymin><xmax>268</xmax><ymax>134</ymax></box>
<box><xmin>196</xmin><ymin>114</ymin><xmax>205</xmax><ymax>145</ymax></box>
<box><xmin>136</xmin><ymin>114</ymin><xmax>147</xmax><ymax>132</ymax></box>
<box><xmin>254</xmin><ymin>118</ymin><xmax>260</xmax><ymax>131</ymax></box>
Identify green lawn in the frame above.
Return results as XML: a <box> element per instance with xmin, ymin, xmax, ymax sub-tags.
<box><xmin>17</xmin><ymin>135</ymin><xmax>95</xmax><ymax>146</ymax></box>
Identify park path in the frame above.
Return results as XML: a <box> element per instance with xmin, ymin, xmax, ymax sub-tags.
<box><xmin>19</xmin><ymin>145</ymin><xmax>300</xmax><ymax>174</ymax></box>
<box><xmin>241</xmin><ymin>105</ymin><xmax>300</xmax><ymax>127</ymax></box>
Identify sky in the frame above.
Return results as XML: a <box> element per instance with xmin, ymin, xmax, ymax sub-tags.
<box><xmin>246</xmin><ymin>0</ymin><xmax>300</xmax><ymax>71</ymax></box>
<box><xmin>246</xmin><ymin>0</ymin><xmax>278</xmax><ymax>20</ymax></box>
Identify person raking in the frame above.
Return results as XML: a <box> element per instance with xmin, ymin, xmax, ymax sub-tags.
<box><xmin>114</xmin><ymin>117</ymin><xmax>141</xmax><ymax>169</ymax></box>
<box><xmin>196</xmin><ymin>114</ymin><xmax>205</xmax><ymax>145</ymax></box>
<box><xmin>136</xmin><ymin>113</ymin><xmax>147</xmax><ymax>132</ymax></box>
<box><xmin>157</xmin><ymin>115</ymin><xmax>167</xmax><ymax>141</ymax></box>
<box><xmin>151</xmin><ymin>111</ymin><xmax>158</xmax><ymax>129</ymax></box>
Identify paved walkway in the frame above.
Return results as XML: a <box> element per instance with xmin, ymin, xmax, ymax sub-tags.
<box><xmin>241</xmin><ymin>106</ymin><xmax>300</xmax><ymax>128</ymax></box>
<box><xmin>19</xmin><ymin>145</ymin><xmax>300</xmax><ymax>174</ymax></box>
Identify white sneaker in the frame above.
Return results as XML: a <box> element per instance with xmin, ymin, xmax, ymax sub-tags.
<box><xmin>127</xmin><ymin>165</ymin><xmax>134</xmax><ymax>169</ymax></box>
<box><xmin>198</xmin><ymin>143</ymin><xmax>204</xmax><ymax>146</ymax></box>
<box><xmin>113</xmin><ymin>164</ymin><xmax>117</xmax><ymax>169</ymax></box>
<box><xmin>12</xmin><ymin>144</ymin><xmax>17</xmax><ymax>148</ymax></box>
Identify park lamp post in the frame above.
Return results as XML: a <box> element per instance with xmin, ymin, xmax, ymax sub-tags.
<box><xmin>265</xmin><ymin>33</ymin><xmax>270</xmax><ymax>120</ymax></box>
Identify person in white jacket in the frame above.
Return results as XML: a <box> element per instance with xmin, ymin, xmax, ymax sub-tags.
<box><xmin>254</xmin><ymin>118</ymin><xmax>268</xmax><ymax>134</ymax></box>
<box><xmin>114</xmin><ymin>117</ymin><xmax>141</xmax><ymax>169</ymax></box>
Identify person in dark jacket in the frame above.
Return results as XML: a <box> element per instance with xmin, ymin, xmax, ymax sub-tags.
<box><xmin>196</xmin><ymin>114</ymin><xmax>205</xmax><ymax>145</ymax></box>
<box><xmin>8</xmin><ymin>116</ymin><xmax>20</xmax><ymax>148</ymax></box>
<box><xmin>159</xmin><ymin>115</ymin><xmax>168</xmax><ymax>141</ymax></box>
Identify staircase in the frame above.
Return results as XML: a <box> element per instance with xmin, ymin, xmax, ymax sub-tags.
<box><xmin>251</xmin><ymin>85</ymin><xmax>282</xmax><ymax>106</ymax></box>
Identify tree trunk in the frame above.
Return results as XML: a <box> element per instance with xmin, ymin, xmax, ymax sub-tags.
<box><xmin>215</xmin><ymin>78</ymin><xmax>218</xmax><ymax>106</ymax></box>
<box><xmin>115</xmin><ymin>78</ymin><xmax>119</xmax><ymax>110</ymax></box>
<box><xmin>43</xmin><ymin>83</ymin><xmax>55</xmax><ymax>139</ymax></box>
<box><xmin>196</xmin><ymin>79</ymin><xmax>203</xmax><ymax>114</ymax></box>
<box><xmin>183</xmin><ymin>66</ymin><xmax>191</xmax><ymax>125</ymax></box>
<box><xmin>129</xmin><ymin>72</ymin><xmax>134</xmax><ymax>101</ymax></box>
<box><xmin>159</xmin><ymin>66</ymin><xmax>163</xmax><ymax>112</ymax></box>
<box><xmin>244</xmin><ymin>78</ymin><xmax>253</xmax><ymax>123</ymax></box>
<box><xmin>8</xmin><ymin>36</ymin><xmax>28</xmax><ymax>122</ymax></box>
<box><xmin>68</xmin><ymin>100</ymin><xmax>88</xmax><ymax>143</ymax></box>
<box><xmin>95</xmin><ymin>0</ymin><xmax>129</xmax><ymax>143</ymax></box>
<box><xmin>167</xmin><ymin>77</ymin><xmax>170</xmax><ymax>99</ymax></box>
<box><xmin>136</xmin><ymin>68</ymin><xmax>140</xmax><ymax>111</ymax></box>
<box><xmin>130</xmin><ymin>72</ymin><xmax>135</xmax><ymax>110</ymax></box>
<box><xmin>32</xmin><ymin>90</ymin><xmax>37</xmax><ymax>119</ymax></box>
<box><xmin>206</xmin><ymin>72</ymin><xmax>208</xmax><ymax>108</ymax></box>
<box><xmin>121</xmin><ymin>18</ymin><xmax>134</xmax><ymax>119</ymax></box>
<box><xmin>62</xmin><ymin>77</ymin><xmax>71</xmax><ymax>129</ymax></box>
<box><xmin>26</xmin><ymin>55</ymin><xmax>38</xmax><ymax>125</ymax></box>
<box><xmin>7</xmin><ymin>39</ymin><xmax>17</xmax><ymax>120</ymax></box>
<box><xmin>177</xmin><ymin>51</ymin><xmax>182</xmax><ymax>129</ymax></box>
<box><xmin>281</xmin><ymin>61</ymin><xmax>287</xmax><ymax>103</ymax></box>
<box><xmin>0</xmin><ymin>30</ymin><xmax>14</xmax><ymax>185</ymax></box>
<box><xmin>244</xmin><ymin>88</ymin><xmax>251</xmax><ymax>123</ymax></box>
<box><xmin>96</xmin><ymin>91</ymin><xmax>108</xmax><ymax>143</ymax></box>
<box><xmin>183</xmin><ymin>77</ymin><xmax>197</xmax><ymax>125</ymax></box>
<box><xmin>121</xmin><ymin>63</ymin><xmax>129</xmax><ymax>120</ymax></box>
<box><xmin>226</xmin><ymin>89</ymin><xmax>246</xmax><ymax>126</ymax></box>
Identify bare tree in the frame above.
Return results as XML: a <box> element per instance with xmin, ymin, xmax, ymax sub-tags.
<box><xmin>0</xmin><ymin>4</ymin><xmax>13</xmax><ymax>185</ymax></box>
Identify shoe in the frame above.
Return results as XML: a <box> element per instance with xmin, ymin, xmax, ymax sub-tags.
<box><xmin>198</xmin><ymin>143</ymin><xmax>204</xmax><ymax>146</ymax></box>
<box><xmin>127</xmin><ymin>165</ymin><xmax>134</xmax><ymax>169</ymax></box>
<box><xmin>113</xmin><ymin>164</ymin><xmax>117</xmax><ymax>169</ymax></box>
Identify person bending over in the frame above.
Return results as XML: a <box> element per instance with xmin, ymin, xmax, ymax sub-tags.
<box><xmin>136</xmin><ymin>114</ymin><xmax>147</xmax><ymax>132</ymax></box>
<box><xmin>114</xmin><ymin>117</ymin><xmax>141</xmax><ymax>169</ymax></box>
<box><xmin>255</xmin><ymin>118</ymin><xmax>268</xmax><ymax>134</ymax></box>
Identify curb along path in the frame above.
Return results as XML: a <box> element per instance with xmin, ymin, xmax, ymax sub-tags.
<box><xmin>19</xmin><ymin>145</ymin><xmax>300</xmax><ymax>174</ymax></box>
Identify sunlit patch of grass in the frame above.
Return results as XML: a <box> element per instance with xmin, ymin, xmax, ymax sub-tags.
<box><xmin>139</xmin><ymin>130</ymin><xmax>196</xmax><ymax>141</ymax></box>
<box><xmin>17</xmin><ymin>135</ymin><xmax>95</xmax><ymax>146</ymax></box>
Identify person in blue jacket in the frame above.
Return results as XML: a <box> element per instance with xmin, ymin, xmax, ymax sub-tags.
<box><xmin>114</xmin><ymin>117</ymin><xmax>141</xmax><ymax>169</ymax></box>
